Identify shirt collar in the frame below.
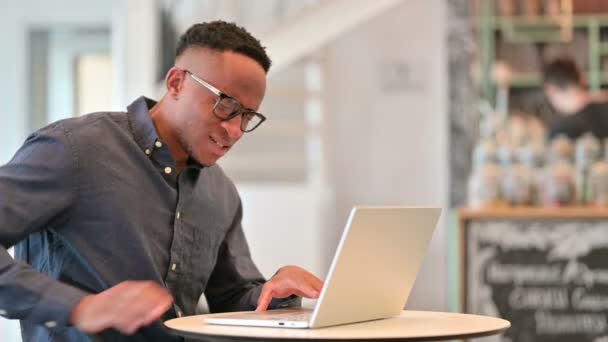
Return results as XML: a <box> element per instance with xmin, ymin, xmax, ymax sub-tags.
<box><xmin>127</xmin><ymin>96</ymin><xmax>159</xmax><ymax>152</ymax></box>
<box><xmin>126</xmin><ymin>96</ymin><xmax>204</xmax><ymax>171</ymax></box>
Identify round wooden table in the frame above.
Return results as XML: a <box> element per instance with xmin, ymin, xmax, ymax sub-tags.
<box><xmin>164</xmin><ymin>310</ymin><xmax>510</xmax><ymax>341</ymax></box>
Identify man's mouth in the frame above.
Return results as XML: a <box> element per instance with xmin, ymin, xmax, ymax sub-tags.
<box><xmin>210</xmin><ymin>136</ymin><xmax>230</xmax><ymax>149</ymax></box>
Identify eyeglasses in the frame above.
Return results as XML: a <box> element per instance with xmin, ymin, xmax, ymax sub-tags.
<box><xmin>183</xmin><ymin>69</ymin><xmax>266</xmax><ymax>133</ymax></box>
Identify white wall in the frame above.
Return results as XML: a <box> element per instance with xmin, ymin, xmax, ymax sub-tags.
<box><xmin>0</xmin><ymin>0</ymin><xmax>112</xmax><ymax>164</ymax></box>
<box><xmin>238</xmin><ymin>185</ymin><xmax>327</xmax><ymax>279</ymax></box>
<box><xmin>111</xmin><ymin>0</ymin><xmax>159</xmax><ymax>109</ymax></box>
<box><xmin>323</xmin><ymin>0</ymin><xmax>448</xmax><ymax>310</ymax></box>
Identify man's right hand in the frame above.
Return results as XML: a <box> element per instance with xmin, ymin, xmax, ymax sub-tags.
<box><xmin>69</xmin><ymin>281</ymin><xmax>173</xmax><ymax>335</ymax></box>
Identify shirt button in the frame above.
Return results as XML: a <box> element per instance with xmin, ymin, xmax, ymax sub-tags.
<box><xmin>45</xmin><ymin>321</ymin><xmax>57</xmax><ymax>328</ymax></box>
<box><xmin>176</xmin><ymin>211</ymin><xmax>181</xmax><ymax>220</ymax></box>
<box><xmin>0</xmin><ymin>309</ymin><xmax>7</xmax><ymax>316</ymax></box>
<box><xmin>155</xmin><ymin>141</ymin><xmax>163</xmax><ymax>148</ymax></box>
<box><xmin>164</xmin><ymin>167</ymin><xmax>172</xmax><ymax>174</ymax></box>
<box><xmin>171</xmin><ymin>263</ymin><xmax>177</xmax><ymax>271</ymax></box>
<box><xmin>144</xmin><ymin>148</ymin><xmax>151</xmax><ymax>155</ymax></box>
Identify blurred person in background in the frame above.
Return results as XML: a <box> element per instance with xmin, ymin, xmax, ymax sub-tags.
<box><xmin>0</xmin><ymin>21</ymin><xmax>322</xmax><ymax>342</ymax></box>
<box><xmin>542</xmin><ymin>56</ymin><xmax>608</xmax><ymax>140</ymax></box>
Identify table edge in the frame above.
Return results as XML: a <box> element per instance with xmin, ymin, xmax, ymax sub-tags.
<box><xmin>166</xmin><ymin>326</ymin><xmax>510</xmax><ymax>341</ymax></box>
<box><xmin>164</xmin><ymin>311</ymin><xmax>511</xmax><ymax>341</ymax></box>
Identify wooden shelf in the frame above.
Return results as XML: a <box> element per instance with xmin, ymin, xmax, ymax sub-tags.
<box><xmin>459</xmin><ymin>206</ymin><xmax>608</xmax><ymax>220</ymax></box>
<box><xmin>505</xmin><ymin>72</ymin><xmax>542</xmax><ymax>87</ymax></box>
<box><xmin>498</xmin><ymin>71</ymin><xmax>608</xmax><ymax>88</ymax></box>
<box><xmin>478</xmin><ymin>4</ymin><xmax>608</xmax><ymax>102</ymax></box>
<box><xmin>489</xmin><ymin>15</ymin><xmax>608</xmax><ymax>28</ymax></box>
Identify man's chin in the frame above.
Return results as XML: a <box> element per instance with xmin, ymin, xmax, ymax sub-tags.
<box><xmin>190</xmin><ymin>154</ymin><xmax>218</xmax><ymax>167</ymax></box>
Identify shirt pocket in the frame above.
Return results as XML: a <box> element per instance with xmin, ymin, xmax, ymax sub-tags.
<box><xmin>181</xmin><ymin>218</ymin><xmax>227</xmax><ymax>291</ymax></box>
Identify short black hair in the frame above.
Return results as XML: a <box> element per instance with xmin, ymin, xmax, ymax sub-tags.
<box><xmin>542</xmin><ymin>57</ymin><xmax>583</xmax><ymax>89</ymax></box>
<box><xmin>176</xmin><ymin>21</ymin><xmax>272</xmax><ymax>73</ymax></box>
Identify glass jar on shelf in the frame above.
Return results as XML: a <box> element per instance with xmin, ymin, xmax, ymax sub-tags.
<box><xmin>501</xmin><ymin>162</ymin><xmax>534</xmax><ymax>206</ymax></box>
<box><xmin>587</xmin><ymin>160</ymin><xmax>608</xmax><ymax>206</ymax></box>
<box><xmin>574</xmin><ymin>133</ymin><xmax>601</xmax><ymax>204</ymax></box>
<box><xmin>539</xmin><ymin>158</ymin><xmax>576</xmax><ymax>207</ymax></box>
<box><xmin>468</xmin><ymin>162</ymin><xmax>504</xmax><ymax>208</ymax></box>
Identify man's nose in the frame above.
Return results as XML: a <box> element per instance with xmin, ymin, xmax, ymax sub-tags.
<box><xmin>221</xmin><ymin>115</ymin><xmax>243</xmax><ymax>140</ymax></box>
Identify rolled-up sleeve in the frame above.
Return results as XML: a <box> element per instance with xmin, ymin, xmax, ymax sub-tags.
<box><xmin>203</xmin><ymin>201</ymin><xmax>301</xmax><ymax>312</ymax></box>
<box><xmin>0</xmin><ymin>123</ymin><xmax>88</xmax><ymax>327</ymax></box>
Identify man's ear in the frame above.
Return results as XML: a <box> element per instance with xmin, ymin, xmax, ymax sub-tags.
<box><xmin>166</xmin><ymin>67</ymin><xmax>185</xmax><ymax>99</ymax></box>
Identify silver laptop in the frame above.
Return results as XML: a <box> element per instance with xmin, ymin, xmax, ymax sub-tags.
<box><xmin>203</xmin><ymin>206</ymin><xmax>441</xmax><ymax>329</ymax></box>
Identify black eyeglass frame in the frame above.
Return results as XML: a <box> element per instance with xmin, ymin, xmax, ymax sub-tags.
<box><xmin>183</xmin><ymin>69</ymin><xmax>266</xmax><ymax>133</ymax></box>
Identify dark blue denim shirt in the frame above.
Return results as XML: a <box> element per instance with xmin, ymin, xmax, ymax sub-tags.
<box><xmin>0</xmin><ymin>97</ymin><xmax>298</xmax><ymax>341</ymax></box>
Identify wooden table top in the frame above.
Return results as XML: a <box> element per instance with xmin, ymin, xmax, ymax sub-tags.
<box><xmin>164</xmin><ymin>310</ymin><xmax>510</xmax><ymax>341</ymax></box>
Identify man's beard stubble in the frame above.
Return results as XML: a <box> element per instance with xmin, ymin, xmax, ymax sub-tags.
<box><xmin>175</xmin><ymin>127</ymin><xmax>201</xmax><ymax>165</ymax></box>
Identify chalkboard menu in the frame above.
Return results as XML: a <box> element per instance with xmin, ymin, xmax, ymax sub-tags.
<box><xmin>461</xmin><ymin>208</ymin><xmax>608</xmax><ymax>342</ymax></box>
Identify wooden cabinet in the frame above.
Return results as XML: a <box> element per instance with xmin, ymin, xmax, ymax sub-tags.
<box><xmin>459</xmin><ymin>207</ymin><xmax>608</xmax><ymax>341</ymax></box>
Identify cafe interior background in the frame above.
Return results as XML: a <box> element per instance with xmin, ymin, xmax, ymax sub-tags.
<box><xmin>3</xmin><ymin>0</ymin><xmax>608</xmax><ymax>341</ymax></box>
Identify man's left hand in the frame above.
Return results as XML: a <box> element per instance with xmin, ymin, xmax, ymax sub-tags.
<box><xmin>256</xmin><ymin>265</ymin><xmax>323</xmax><ymax>311</ymax></box>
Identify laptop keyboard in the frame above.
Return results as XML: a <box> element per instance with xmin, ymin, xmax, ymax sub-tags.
<box><xmin>224</xmin><ymin>310</ymin><xmax>312</xmax><ymax>322</ymax></box>
<box><xmin>261</xmin><ymin>312</ymin><xmax>312</xmax><ymax>322</ymax></box>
